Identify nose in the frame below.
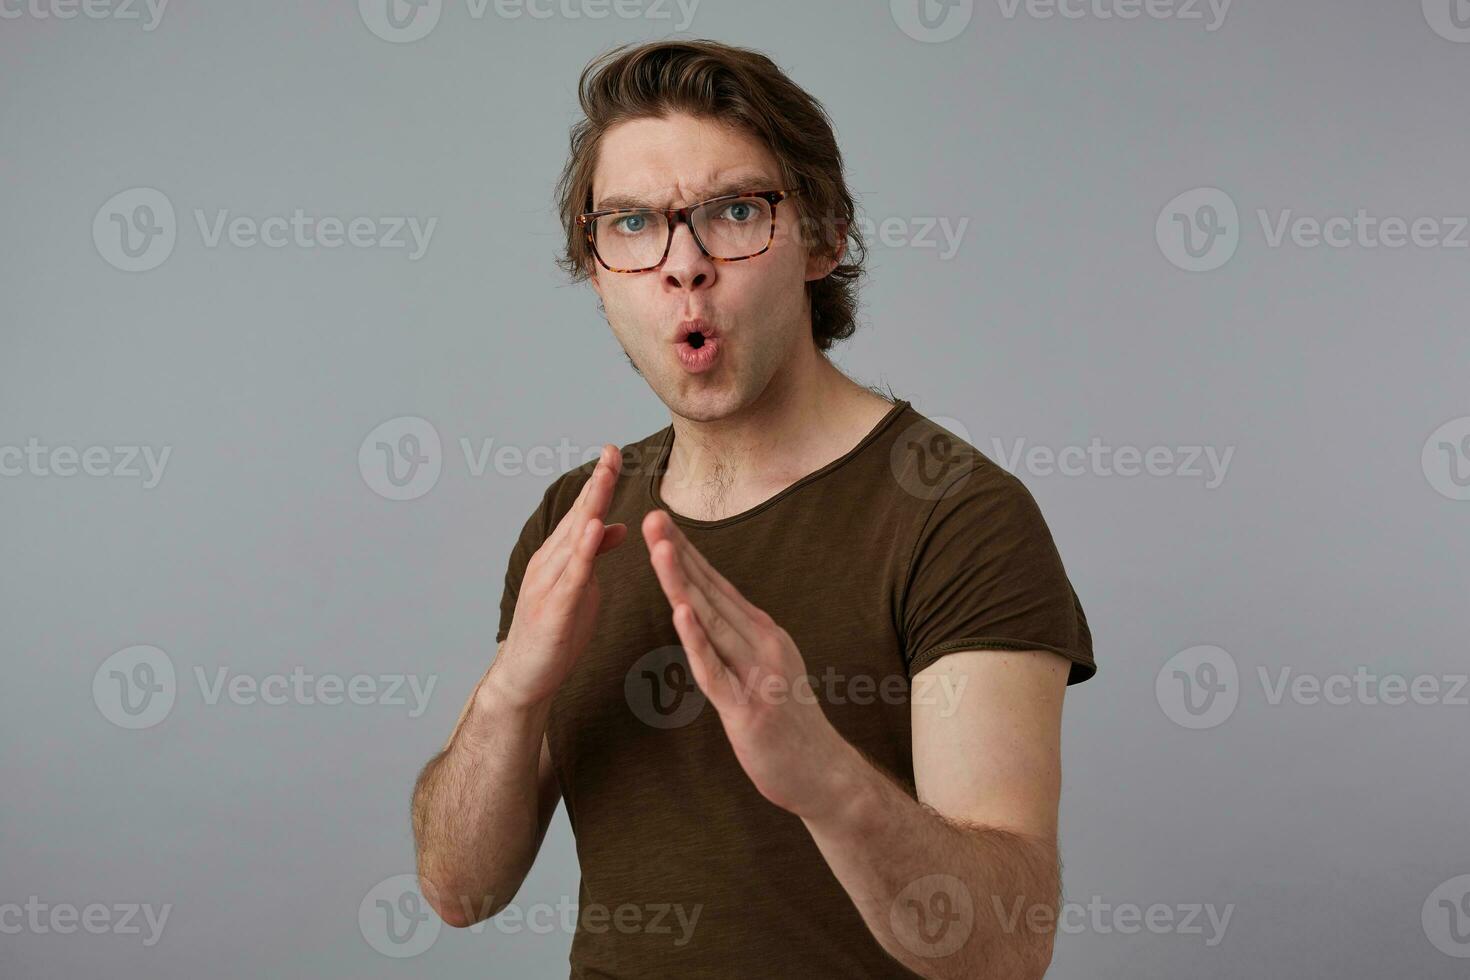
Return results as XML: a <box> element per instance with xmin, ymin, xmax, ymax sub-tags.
<box><xmin>660</xmin><ymin>217</ymin><xmax>716</xmax><ymax>292</ymax></box>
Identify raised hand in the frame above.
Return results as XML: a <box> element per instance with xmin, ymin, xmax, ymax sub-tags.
<box><xmin>643</xmin><ymin>508</ymin><xmax>847</xmax><ymax>820</ymax></box>
<box><xmin>491</xmin><ymin>445</ymin><xmax>629</xmax><ymax>709</ymax></box>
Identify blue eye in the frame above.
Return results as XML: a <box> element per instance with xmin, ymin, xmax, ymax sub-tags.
<box><xmin>614</xmin><ymin>214</ymin><xmax>647</xmax><ymax>234</ymax></box>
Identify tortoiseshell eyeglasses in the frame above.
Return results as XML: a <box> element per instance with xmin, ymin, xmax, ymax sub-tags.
<box><xmin>576</xmin><ymin>189</ymin><xmax>796</xmax><ymax>273</ymax></box>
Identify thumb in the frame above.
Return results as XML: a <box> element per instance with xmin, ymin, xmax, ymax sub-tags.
<box><xmin>596</xmin><ymin>523</ymin><xmax>629</xmax><ymax>555</ymax></box>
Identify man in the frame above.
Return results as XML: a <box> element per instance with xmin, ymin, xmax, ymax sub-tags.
<box><xmin>411</xmin><ymin>39</ymin><xmax>1095</xmax><ymax>979</ymax></box>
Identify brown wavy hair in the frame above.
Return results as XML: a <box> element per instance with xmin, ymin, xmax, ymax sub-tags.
<box><xmin>553</xmin><ymin>39</ymin><xmax>867</xmax><ymax>352</ymax></box>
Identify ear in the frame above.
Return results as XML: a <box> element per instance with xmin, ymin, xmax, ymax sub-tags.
<box><xmin>804</xmin><ymin>221</ymin><xmax>847</xmax><ymax>283</ymax></box>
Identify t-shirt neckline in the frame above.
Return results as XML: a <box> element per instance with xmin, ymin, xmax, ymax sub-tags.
<box><xmin>644</xmin><ymin>398</ymin><xmax>912</xmax><ymax>530</ymax></box>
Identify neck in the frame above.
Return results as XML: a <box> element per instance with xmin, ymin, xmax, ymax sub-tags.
<box><xmin>659</xmin><ymin>342</ymin><xmax>894</xmax><ymax>519</ymax></box>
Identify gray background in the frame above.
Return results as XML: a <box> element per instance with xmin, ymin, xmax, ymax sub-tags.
<box><xmin>2</xmin><ymin>0</ymin><xmax>1467</xmax><ymax>976</ymax></box>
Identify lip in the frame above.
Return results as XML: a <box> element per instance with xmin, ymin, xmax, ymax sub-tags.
<box><xmin>670</xmin><ymin>318</ymin><xmax>719</xmax><ymax>344</ymax></box>
<box><xmin>672</xmin><ymin>318</ymin><xmax>721</xmax><ymax>374</ymax></box>
<box><xmin>674</xmin><ymin>335</ymin><xmax>720</xmax><ymax>374</ymax></box>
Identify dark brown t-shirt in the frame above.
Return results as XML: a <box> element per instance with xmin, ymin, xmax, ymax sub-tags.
<box><xmin>495</xmin><ymin>396</ymin><xmax>1094</xmax><ymax>979</ymax></box>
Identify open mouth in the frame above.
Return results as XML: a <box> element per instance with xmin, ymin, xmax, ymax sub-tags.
<box><xmin>674</xmin><ymin>327</ymin><xmax>720</xmax><ymax>373</ymax></box>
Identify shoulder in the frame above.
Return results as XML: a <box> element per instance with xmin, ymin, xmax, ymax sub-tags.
<box><xmin>882</xmin><ymin>403</ymin><xmax>1042</xmax><ymax>531</ymax></box>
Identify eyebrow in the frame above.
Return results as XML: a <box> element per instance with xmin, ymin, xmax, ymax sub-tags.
<box><xmin>593</xmin><ymin>174</ymin><xmax>780</xmax><ymax>212</ymax></box>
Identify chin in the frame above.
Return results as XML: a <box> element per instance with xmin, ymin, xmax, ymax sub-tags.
<box><xmin>663</xmin><ymin>383</ymin><xmax>742</xmax><ymax>423</ymax></box>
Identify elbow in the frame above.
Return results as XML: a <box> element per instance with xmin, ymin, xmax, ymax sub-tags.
<box><xmin>417</xmin><ymin>872</ymin><xmax>504</xmax><ymax>929</ymax></box>
<box><xmin>972</xmin><ymin>934</ymin><xmax>1053</xmax><ymax>980</ymax></box>
<box><xmin>1021</xmin><ymin>936</ymin><xmax>1055</xmax><ymax>980</ymax></box>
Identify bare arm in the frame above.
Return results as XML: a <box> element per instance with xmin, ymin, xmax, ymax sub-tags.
<box><xmin>410</xmin><ymin>642</ymin><xmax>562</xmax><ymax>928</ymax></box>
<box><xmin>802</xmin><ymin>649</ymin><xmax>1069</xmax><ymax>979</ymax></box>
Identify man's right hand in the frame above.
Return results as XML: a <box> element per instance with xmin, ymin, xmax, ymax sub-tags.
<box><xmin>487</xmin><ymin>443</ymin><xmax>628</xmax><ymax>710</ymax></box>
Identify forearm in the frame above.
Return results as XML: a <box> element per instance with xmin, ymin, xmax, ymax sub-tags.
<box><xmin>801</xmin><ymin>739</ymin><xmax>1060</xmax><ymax>980</ymax></box>
<box><xmin>411</xmin><ymin>670</ymin><xmax>551</xmax><ymax>927</ymax></box>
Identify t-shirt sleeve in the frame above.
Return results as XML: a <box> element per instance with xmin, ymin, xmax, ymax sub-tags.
<box><xmin>900</xmin><ymin>464</ymin><xmax>1096</xmax><ymax>685</ymax></box>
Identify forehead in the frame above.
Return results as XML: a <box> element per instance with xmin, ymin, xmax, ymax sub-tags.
<box><xmin>591</xmin><ymin>113</ymin><xmax>782</xmax><ymax>210</ymax></box>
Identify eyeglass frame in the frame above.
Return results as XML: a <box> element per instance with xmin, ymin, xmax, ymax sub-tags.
<box><xmin>576</xmin><ymin>189</ymin><xmax>797</xmax><ymax>273</ymax></box>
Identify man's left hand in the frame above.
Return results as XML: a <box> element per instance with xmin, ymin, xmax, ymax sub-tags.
<box><xmin>643</xmin><ymin>509</ymin><xmax>851</xmax><ymax>821</ymax></box>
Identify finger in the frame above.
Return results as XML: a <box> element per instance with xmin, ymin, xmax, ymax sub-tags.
<box><xmin>551</xmin><ymin>515</ymin><xmax>604</xmax><ymax>600</ymax></box>
<box><xmin>672</xmin><ymin>534</ymin><xmax>760</xmax><ymax>635</ymax></box>
<box><xmin>671</xmin><ymin>601</ymin><xmax>739</xmax><ymax>710</ymax></box>
<box><xmin>648</xmin><ymin>537</ymin><xmax>755</xmax><ymax>658</ymax></box>
<box><xmin>653</xmin><ymin>515</ymin><xmax>762</xmax><ymax>643</ymax></box>
<box><xmin>596</xmin><ymin>522</ymin><xmax>628</xmax><ymax>555</ymax></box>
<box><xmin>546</xmin><ymin>445</ymin><xmax>615</xmax><ymax>551</ymax></box>
<box><xmin>534</xmin><ymin>476</ymin><xmax>599</xmax><ymax>589</ymax></box>
<box><xmin>651</xmin><ymin>510</ymin><xmax>751</xmax><ymax>608</ymax></box>
<box><xmin>642</xmin><ymin>511</ymin><xmax>756</xmax><ymax>650</ymax></box>
<box><xmin>544</xmin><ymin>446</ymin><xmax>622</xmax><ymax>581</ymax></box>
<box><xmin>580</xmin><ymin>444</ymin><xmax>622</xmax><ymax>522</ymax></box>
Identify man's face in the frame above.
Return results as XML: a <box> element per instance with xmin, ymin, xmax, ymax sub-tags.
<box><xmin>587</xmin><ymin>112</ymin><xmax>837</xmax><ymax>423</ymax></box>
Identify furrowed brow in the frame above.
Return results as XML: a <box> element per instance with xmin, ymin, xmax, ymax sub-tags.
<box><xmin>593</xmin><ymin>174</ymin><xmax>780</xmax><ymax>212</ymax></box>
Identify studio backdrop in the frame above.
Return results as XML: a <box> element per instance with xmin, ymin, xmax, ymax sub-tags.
<box><xmin>2</xmin><ymin>1</ymin><xmax>1466</xmax><ymax>977</ymax></box>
